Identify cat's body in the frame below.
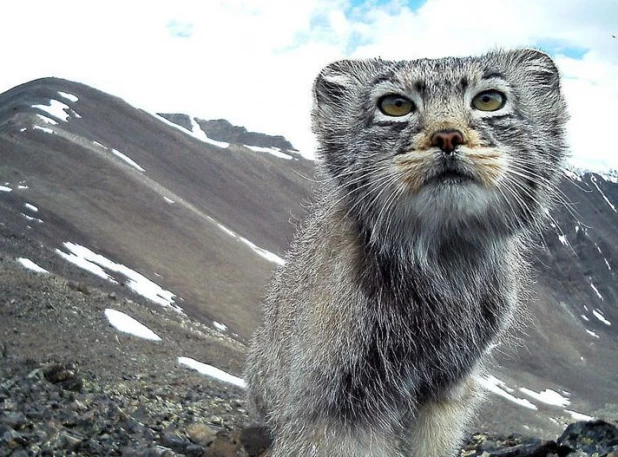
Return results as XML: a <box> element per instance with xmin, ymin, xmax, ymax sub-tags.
<box><xmin>245</xmin><ymin>49</ymin><xmax>568</xmax><ymax>457</ymax></box>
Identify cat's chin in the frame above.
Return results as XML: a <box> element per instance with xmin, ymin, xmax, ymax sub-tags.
<box><xmin>397</xmin><ymin>180</ymin><xmax>499</xmax><ymax>230</ymax></box>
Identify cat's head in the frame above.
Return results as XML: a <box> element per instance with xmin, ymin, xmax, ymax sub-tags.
<box><xmin>312</xmin><ymin>49</ymin><xmax>568</xmax><ymax>250</ymax></box>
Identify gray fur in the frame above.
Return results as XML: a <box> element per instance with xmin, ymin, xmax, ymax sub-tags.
<box><xmin>244</xmin><ymin>49</ymin><xmax>568</xmax><ymax>457</ymax></box>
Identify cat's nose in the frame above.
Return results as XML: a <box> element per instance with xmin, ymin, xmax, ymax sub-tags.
<box><xmin>431</xmin><ymin>129</ymin><xmax>464</xmax><ymax>154</ymax></box>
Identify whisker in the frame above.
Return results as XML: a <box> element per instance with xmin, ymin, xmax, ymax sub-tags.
<box><xmin>506</xmin><ymin>163</ymin><xmax>581</xmax><ymax>222</ymax></box>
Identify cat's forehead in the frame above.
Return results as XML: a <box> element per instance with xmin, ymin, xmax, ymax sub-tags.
<box><xmin>372</xmin><ymin>56</ymin><xmax>500</xmax><ymax>91</ymax></box>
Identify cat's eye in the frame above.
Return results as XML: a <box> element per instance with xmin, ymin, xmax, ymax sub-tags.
<box><xmin>378</xmin><ymin>94</ymin><xmax>415</xmax><ymax>117</ymax></box>
<box><xmin>472</xmin><ymin>90</ymin><xmax>506</xmax><ymax>111</ymax></box>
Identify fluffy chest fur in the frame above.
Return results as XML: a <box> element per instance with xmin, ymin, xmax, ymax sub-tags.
<box><xmin>294</xmin><ymin>205</ymin><xmax>519</xmax><ymax>427</ymax></box>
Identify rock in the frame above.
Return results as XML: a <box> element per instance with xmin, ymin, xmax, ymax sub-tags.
<box><xmin>0</xmin><ymin>413</ymin><xmax>26</xmax><ymax>430</ymax></box>
<box><xmin>43</xmin><ymin>363</ymin><xmax>83</xmax><ymax>392</ymax></box>
<box><xmin>558</xmin><ymin>420</ymin><xmax>618</xmax><ymax>455</ymax></box>
<box><xmin>125</xmin><ymin>445</ymin><xmax>176</xmax><ymax>457</ymax></box>
<box><xmin>203</xmin><ymin>431</ymin><xmax>246</xmax><ymax>457</ymax></box>
<box><xmin>161</xmin><ymin>430</ymin><xmax>189</xmax><ymax>453</ymax></box>
<box><xmin>461</xmin><ymin>433</ymin><xmax>568</xmax><ymax>457</ymax></box>
<box><xmin>186</xmin><ymin>423</ymin><xmax>217</xmax><ymax>446</ymax></box>
<box><xmin>67</xmin><ymin>281</ymin><xmax>90</xmax><ymax>295</ymax></box>
<box><xmin>10</xmin><ymin>450</ymin><xmax>28</xmax><ymax>457</ymax></box>
<box><xmin>185</xmin><ymin>444</ymin><xmax>207</xmax><ymax>457</ymax></box>
<box><xmin>239</xmin><ymin>426</ymin><xmax>272</xmax><ymax>456</ymax></box>
<box><xmin>209</xmin><ymin>416</ymin><xmax>223</xmax><ymax>426</ymax></box>
<box><xmin>58</xmin><ymin>431</ymin><xmax>82</xmax><ymax>451</ymax></box>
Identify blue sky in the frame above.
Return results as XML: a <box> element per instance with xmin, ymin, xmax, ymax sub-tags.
<box><xmin>1</xmin><ymin>0</ymin><xmax>617</xmax><ymax>169</ymax></box>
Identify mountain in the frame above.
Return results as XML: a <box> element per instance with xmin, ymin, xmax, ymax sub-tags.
<box><xmin>0</xmin><ymin>77</ymin><xmax>617</xmax><ymax>445</ymax></box>
<box><xmin>0</xmin><ymin>77</ymin><xmax>314</xmax><ymax>339</ymax></box>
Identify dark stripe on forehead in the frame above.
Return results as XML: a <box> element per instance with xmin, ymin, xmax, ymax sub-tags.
<box><xmin>371</xmin><ymin>69</ymin><xmax>398</xmax><ymax>85</ymax></box>
<box><xmin>482</xmin><ymin>71</ymin><xmax>506</xmax><ymax>80</ymax></box>
<box><xmin>372</xmin><ymin>74</ymin><xmax>392</xmax><ymax>85</ymax></box>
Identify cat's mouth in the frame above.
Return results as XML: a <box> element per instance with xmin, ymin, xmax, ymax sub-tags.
<box><xmin>425</xmin><ymin>169</ymin><xmax>476</xmax><ymax>186</ymax></box>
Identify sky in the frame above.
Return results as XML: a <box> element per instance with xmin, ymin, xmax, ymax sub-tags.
<box><xmin>2</xmin><ymin>0</ymin><xmax>617</xmax><ymax>170</ymax></box>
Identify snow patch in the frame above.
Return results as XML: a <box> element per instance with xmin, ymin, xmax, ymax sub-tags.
<box><xmin>558</xmin><ymin>234</ymin><xmax>569</xmax><ymax>246</ymax></box>
<box><xmin>33</xmin><ymin>126</ymin><xmax>53</xmax><ymax>134</ymax></box>
<box><xmin>592</xmin><ymin>309</ymin><xmax>611</xmax><ymax>326</ymax></box>
<box><xmin>21</xmin><ymin>213</ymin><xmax>43</xmax><ymax>223</ymax></box>
<box><xmin>590</xmin><ymin>175</ymin><xmax>617</xmax><ymax>212</ymax></box>
<box><xmin>245</xmin><ymin>145</ymin><xmax>294</xmax><ymax>160</ymax></box>
<box><xmin>585</xmin><ymin>329</ymin><xmax>599</xmax><ymax>338</ymax></box>
<box><xmin>37</xmin><ymin>114</ymin><xmax>58</xmax><ymax>125</ymax></box>
<box><xmin>590</xmin><ymin>282</ymin><xmax>603</xmax><ymax>300</ymax></box>
<box><xmin>564</xmin><ymin>169</ymin><xmax>582</xmax><ymax>182</ymax></box>
<box><xmin>216</xmin><ymin>223</ymin><xmax>236</xmax><ymax>238</ymax></box>
<box><xmin>213</xmin><ymin>321</ymin><xmax>227</xmax><ymax>332</ymax></box>
<box><xmin>58</xmin><ymin>91</ymin><xmax>78</xmax><ymax>102</ymax></box>
<box><xmin>163</xmin><ymin>197</ymin><xmax>175</xmax><ymax>204</ymax></box>
<box><xmin>189</xmin><ymin>117</ymin><xmax>231</xmax><ymax>148</ymax></box>
<box><xmin>215</xmin><ymin>222</ymin><xmax>284</xmax><ymax>265</ymax></box>
<box><xmin>477</xmin><ymin>375</ymin><xmax>537</xmax><ymax>410</ymax></box>
<box><xmin>0</xmin><ymin>186</ymin><xmax>12</xmax><ymax>192</ymax></box>
<box><xmin>24</xmin><ymin>203</ymin><xmax>38</xmax><ymax>212</ymax></box>
<box><xmin>111</xmin><ymin>148</ymin><xmax>145</xmax><ymax>172</ymax></box>
<box><xmin>565</xmin><ymin>409</ymin><xmax>594</xmax><ymax>421</ymax></box>
<box><xmin>178</xmin><ymin>357</ymin><xmax>246</xmax><ymax>388</ymax></box>
<box><xmin>581</xmin><ymin>314</ymin><xmax>589</xmax><ymax>321</ymax></box>
<box><xmin>17</xmin><ymin>258</ymin><xmax>48</xmax><ymax>274</ymax></box>
<box><xmin>56</xmin><ymin>242</ymin><xmax>182</xmax><ymax>313</ymax></box>
<box><xmin>239</xmin><ymin>237</ymin><xmax>285</xmax><ymax>266</ymax></box>
<box><xmin>150</xmin><ymin>112</ymin><xmax>230</xmax><ymax>148</ymax></box>
<box><xmin>32</xmin><ymin>99</ymin><xmax>71</xmax><ymax>122</ymax></box>
<box><xmin>104</xmin><ymin>309</ymin><xmax>161</xmax><ymax>341</ymax></box>
<box><xmin>519</xmin><ymin>387</ymin><xmax>570</xmax><ymax>407</ymax></box>
<box><xmin>601</xmin><ymin>172</ymin><xmax>618</xmax><ymax>183</ymax></box>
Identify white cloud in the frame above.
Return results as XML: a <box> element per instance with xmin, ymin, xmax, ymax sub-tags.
<box><xmin>1</xmin><ymin>0</ymin><xmax>616</xmax><ymax>167</ymax></box>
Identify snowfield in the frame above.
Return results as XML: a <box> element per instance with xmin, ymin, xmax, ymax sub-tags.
<box><xmin>17</xmin><ymin>258</ymin><xmax>48</xmax><ymax>274</ymax></box>
<box><xmin>178</xmin><ymin>357</ymin><xmax>246</xmax><ymax>388</ymax></box>
<box><xmin>104</xmin><ymin>309</ymin><xmax>162</xmax><ymax>341</ymax></box>
<box><xmin>56</xmin><ymin>242</ymin><xmax>182</xmax><ymax>313</ymax></box>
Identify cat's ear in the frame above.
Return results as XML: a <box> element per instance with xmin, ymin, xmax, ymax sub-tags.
<box><xmin>504</xmin><ymin>49</ymin><xmax>568</xmax><ymax>135</ymax></box>
<box><xmin>313</xmin><ymin>59</ymin><xmax>380</xmax><ymax>107</ymax></box>
<box><xmin>313</xmin><ymin>60</ymin><xmax>358</xmax><ymax>108</ymax></box>
<box><xmin>507</xmin><ymin>49</ymin><xmax>561</xmax><ymax>92</ymax></box>
<box><xmin>312</xmin><ymin>59</ymin><xmax>379</xmax><ymax>132</ymax></box>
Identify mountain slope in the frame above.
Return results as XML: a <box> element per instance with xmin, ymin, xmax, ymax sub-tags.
<box><xmin>0</xmin><ymin>77</ymin><xmax>314</xmax><ymax>340</ymax></box>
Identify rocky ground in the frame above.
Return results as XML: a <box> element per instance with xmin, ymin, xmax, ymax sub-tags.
<box><xmin>1</xmin><ymin>258</ymin><xmax>617</xmax><ymax>456</ymax></box>
<box><xmin>1</xmin><ymin>357</ymin><xmax>616</xmax><ymax>457</ymax></box>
